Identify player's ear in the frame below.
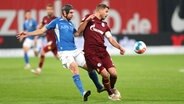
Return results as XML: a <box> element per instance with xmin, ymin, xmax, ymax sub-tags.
<box><xmin>63</xmin><ymin>11</ymin><xmax>67</xmax><ymax>17</ymax></box>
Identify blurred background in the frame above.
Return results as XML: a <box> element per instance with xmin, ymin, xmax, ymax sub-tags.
<box><xmin>0</xmin><ymin>0</ymin><xmax>184</xmax><ymax>56</ymax></box>
<box><xmin>0</xmin><ymin>1</ymin><xmax>184</xmax><ymax>103</ymax></box>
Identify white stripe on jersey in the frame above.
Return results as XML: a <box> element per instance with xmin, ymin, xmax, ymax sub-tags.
<box><xmin>55</xmin><ymin>24</ymin><xmax>60</xmax><ymax>42</ymax></box>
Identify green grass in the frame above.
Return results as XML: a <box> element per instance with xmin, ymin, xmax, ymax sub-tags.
<box><xmin>0</xmin><ymin>54</ymin><xmax>184</xmax><ymax>104</ymax></box>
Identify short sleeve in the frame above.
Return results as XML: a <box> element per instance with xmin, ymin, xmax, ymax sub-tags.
<box><xmin>41</xmin><ymin>17</ymin><xmax>45</xmax><ymax>25</ymax></box>
<box><xmin>46</xmin><ymin>18</ymin><xmax>57</xmax><ymax>30</ymax></box>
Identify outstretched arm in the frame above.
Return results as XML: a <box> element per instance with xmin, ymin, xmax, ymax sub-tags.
<box><xmin>17</xmin><ymin>26</ymin><xmax>47</xmax><ymax>40</ymax></box>
<box><xmin>105</xmin><ymin>31</ymin><xmax>125</xmax><ymax>55</ymax></box>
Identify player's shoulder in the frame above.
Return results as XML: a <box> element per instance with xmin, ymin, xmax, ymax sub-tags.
<box><xmin>53</xmin><ymin>16</ymin><xmax>57</xmax><ymax>19</ymax></box>
<box><xmin>51</xmin><ymin>17</ymin><xmax>60</xmax><ymax>22</ymax></box>
<box><xmin>42</xmin><ymin>16</ymin><xmax>48</xmax><ymax>20</ymax></box>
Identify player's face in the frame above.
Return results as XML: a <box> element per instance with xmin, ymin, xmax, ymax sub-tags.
<box><xmin>46</xmin><ymin>6</ymin><xmax>54</xmax><ymax>16</ymax></box>
<box><xmin>100</xmin><ymin>8</ymin><xmax>109</xmax><ymax>20</ymax></box>
<box><xmin>25</xmin><ymin>12</ymin><xmax>31</xmax><ymax>19</ymax></box>
<box><xmin>66</xmin><ymin>9</ymin><xmax>74</xmax><ymax>20</ymax></box>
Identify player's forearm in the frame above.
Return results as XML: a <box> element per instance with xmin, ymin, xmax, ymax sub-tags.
<box><xmin>37</xmin><ymin>24</ymin><xmax>43</xmax><ymax>29</ymax></box>
<box><xmin>26</xmin><ymin>29</ymin><xmax>45</xmax><ymax>37</ymax></box>
<box><xmin>109</xmin><ymin>38</ymin><xmax>121</xmax><ymax>49</ymax></box>
<box><xmin>77</xmin><ymin>21</ymin><xmax>88</xmax><ymax>35</ymax></box>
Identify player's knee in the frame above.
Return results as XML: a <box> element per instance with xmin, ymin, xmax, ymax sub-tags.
<box><xmin>100</xmin><ymin>69</ymin><xmax>109</xmax><ymax>78</ymax></box>
<box><xmin>108</xmin><ymin>67</ymin><xmax>117</xmax><ymax>76</ymax></box>
<box><xmin>69</xmin><ymin>62</ymin><xmax>79</xmax><ymax>74</ymax></box>
<box><xmin>102</xmin><ymin>77</ymin><xmax>110</xmax><ymax>83</ymax></box>
<box><xmin>23</xmin><ymin>47</ymin><xmax>29</xmax><ymax>52</ymax></box>
<box><xmin>41</xmin><ymin>49</ymin><xmax>45</xmax><ymax>55</ymax></box>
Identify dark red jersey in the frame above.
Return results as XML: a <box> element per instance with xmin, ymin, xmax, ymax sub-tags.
<box><xmin>42</xmin><ymin>15</ymin><xmax>56</xmax><ymax>42</ymax></box>
<box><xmin>82</xmin><ymin>14</ymin><xmax>110</xmax><ymax>55</ymax></box>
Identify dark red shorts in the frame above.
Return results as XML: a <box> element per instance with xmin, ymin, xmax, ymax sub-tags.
<box><xmin>85</xmin><ymin>51</ymin><xmax>114</xmax><ymax>73</ymax></box>
<box><xmin>43</xmin><ymin>41</ymin><xmax>57</xmax><ymax>56</ymax></box>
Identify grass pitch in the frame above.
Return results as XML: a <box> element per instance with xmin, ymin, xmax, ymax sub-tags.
<box><xmin>0</xmin><ymin>54</ymin><xmax>184</xmax><ymax>104</ymax></box>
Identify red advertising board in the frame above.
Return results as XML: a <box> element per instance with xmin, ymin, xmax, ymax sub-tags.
<box><xmin>0</xmin><ymin>0</ymin><xmax>158</xmax><ymax>35</ymax></box>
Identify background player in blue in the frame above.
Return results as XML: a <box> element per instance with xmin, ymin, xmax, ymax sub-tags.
<box><xmin>22</xmin><ymin>10</ymin><xmax>40</xmax><ymax>69</ymax></box>
<box><xmin>17</xmin><ymin>4</ymin><xmax>104</xmax><ymax>101</ymax></box>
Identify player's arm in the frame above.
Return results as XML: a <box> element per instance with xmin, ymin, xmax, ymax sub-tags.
<box><xmin>76</xmin><ymin>14</ymin><xmax>95</xmax><ymax>36</ymax></box>
<box><xmin>17</xmin><ymin>18</ymin><xmax>57</xmax><ymax>40</ymax></box>
<box><xmin>17</xmin><ymin>27</ymin><xmax>47</xmax><ymax>40</ymax></box>
<box><xmin>105</xmin><ymin>31</ymin><xmax>125</xmax><ymax>55</ymax></box>
<box><xmin>37</xmin><ymin>22</ymin><xmax>44</xmax><ymax>29</ymax></box>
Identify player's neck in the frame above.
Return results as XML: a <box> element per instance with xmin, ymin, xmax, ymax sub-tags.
<box><xmin>48</xmin><ymin>14</ymin><xmax>53</xmax><ymax>17</ymax></box>
<box><xmin>61</xmin><ymin>15</ymin><xmax>69</xmax><ymax>21</ymax></box>
<box><xmin>94</xmin><ymin>13</ymin><xmax>102</xmax><ymax>20</ymax></box>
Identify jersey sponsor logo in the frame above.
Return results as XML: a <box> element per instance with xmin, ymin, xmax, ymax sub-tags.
<box><xmin>171</xmin><ymin>6</ymin><xmax>184</xmax><ymax>32</ymax></box>
<box><xmin>90</xmin><ymin>24</ymin><xmax>104</xmax><ymax>35</ymax></box>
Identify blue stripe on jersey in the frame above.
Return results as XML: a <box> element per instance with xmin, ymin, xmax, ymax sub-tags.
<box><xmin>23</xmin><ymin>18</ymin><xmax>37</xmax><ymax>40</ymax></box>
<box><xmin>46</xmin><ymin>17</ymin><xmax>77</xmax><ymax>51</ymax></box>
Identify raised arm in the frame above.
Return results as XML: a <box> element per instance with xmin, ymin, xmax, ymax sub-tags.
<box><xmin>76</xmin><ymin>14</ymin><xmax>95</xmax><ymax>36</ymax></box>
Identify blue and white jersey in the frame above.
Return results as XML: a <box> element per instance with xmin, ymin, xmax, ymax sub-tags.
<box><xmin>23</xmin><ymin>18</ymin><xmax>37</xmax><ymax>40</ymax></box>
<box><xmin>46</xmin><ymin>17</ymin><xmax>77</xmax><ymax>51</ymax></box>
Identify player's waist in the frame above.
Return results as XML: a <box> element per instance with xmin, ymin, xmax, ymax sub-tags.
<box><xmin>84</xmin><ymin>45</ymin><xmax>107</xmax><ymax>54</ymax></box>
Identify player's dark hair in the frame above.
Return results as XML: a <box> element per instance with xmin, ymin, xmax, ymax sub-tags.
<box><xmin>96</xmin><ymin>4</ymin><xmax>109</xmax><ymax>10</ymax></box>
<box><xmin>46</xmin><ymin>3</ymin><xmax>54</xmax><ymax>8</ymax></box>
<box><xmin>62</xmin><ymin>4</ymin><xmax>73</xmax><ymax>14</ymax></box>
<box><xmin>25</xmin><ymin>10</ymin><xmax>31</xmax><ymax>13</ymax></box>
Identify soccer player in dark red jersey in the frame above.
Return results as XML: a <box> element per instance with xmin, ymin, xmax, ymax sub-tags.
<box><xmin>77</xmin><ymin>4</ymin><xmax>125</xmax><ymax>100</ymax></box>
<box><xmin>31</xmin><ymin>4</ymin><xmax>58</xmax><ymax>74</ymax></box>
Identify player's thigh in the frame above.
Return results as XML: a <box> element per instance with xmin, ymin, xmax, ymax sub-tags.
<box><xmin>34</xmin><ymin>38</ymin><xmax>43</xmax><ymax>52</ymax></box>
<box><xmin>102</xmin><ymin>55</ymin><xmax>117</xmax><ymax>76</ymax></box>
<box><xmin>52</xmin><ymin>47</ymin><xmax>58</xmax><ymax>58</ymax></box>
<box><xmin>58</xmin><ymin>51</ymin><xmax>75</xmax><ymax>69</ymax></box>
<box><xmin>50</xmin><ymin>42</ymin><xmax>58</xmax><ymax>56</ymax></box>
<box><xmin>108</xmin><ymin>67</ymin><xmax>117</xmax><ymax>77</ymax></box>
<box><xmin>43</xmin><ymin>44</ymin><xmax>52</xmax><ymax>53</ymax></box>
<box><xmin>23</xmin><ymin>38</ymin><xmax>33</xmax><ymax>51</ymax></box>
<box><xmin>100</xmin><ymin>68</ymin><xmax>110</xmax><ymax>78</ymax></box>
<box><xmin>69</xmin><ymin>61</ymin><xmax>79</xmax><ymax>75</ymax></box>
<box><xmin>43</xmin><ymin>41</ymin><xmax>55</xmax><ymax>53</ymax></box>
<box><xmin>75</xmin><ymin>51</ymin><xmax>86</xmax><ymax>68</ymax></box>
<box><xmin>102</xmin><ymin>55</ymin><xmax>115</xmax><ymax>70</ymax></box>
<box><xmin>85</xmin><ymin>55</ymin><xmax>105</xmax><ymax>73</ymax></box>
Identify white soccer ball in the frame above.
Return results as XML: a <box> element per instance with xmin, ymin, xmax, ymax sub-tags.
<box><xmin>134</xmin><ymin>41</ymin><xmax>147</xmax><ymax>54</ymax></box>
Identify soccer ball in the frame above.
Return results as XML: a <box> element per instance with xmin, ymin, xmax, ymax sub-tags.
<box><xmin>134</xmin><ymin>41</ymin><xmax>147</xmax><ymax>54</ymax></box>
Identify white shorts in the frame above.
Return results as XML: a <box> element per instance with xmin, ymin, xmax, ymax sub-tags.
<box><xmin>23</xmin><ymin>38</ymin><xmax>44</xmax><ymax>52</ymax></box>
<box><xmin>58</xmin><ymin>49</ymin><xmax>86</xmax><ymax>69</ymax></box>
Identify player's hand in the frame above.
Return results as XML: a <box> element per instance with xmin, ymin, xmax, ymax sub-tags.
<box><xmin>16</xmin><ymin>32</ymin><xmax>27</xmax><ymax>41</ymax></box>
<box><xmin>119</xmin><ymin>47</ymin><xmax>125</xmax><ymax>55</ymax></box>
<box><xmin>86</xmin><ymin>14</ymin><xmax>95</xmax><ymax>21</ymax></box>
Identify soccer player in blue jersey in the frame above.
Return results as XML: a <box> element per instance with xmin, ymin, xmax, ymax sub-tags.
<box><xmin>17</xmin><ymin>4</ymin><xmax>104</xmax><ymax>101</ymax></box>
<box><xmin>22</xmin><ymin>10</ymin><xmax>40</xmax><ymax>69</ymax></box>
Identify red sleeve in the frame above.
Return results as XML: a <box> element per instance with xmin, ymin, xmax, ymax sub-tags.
<box><xmin>81</xmin><ymin>14</ymin><xmax>91</xmax><ymax>22</ymax></box>
<box><xmin>41</xmin><ymin>16</ymin><xmax>45</xmax><ymax>25</ymax></box>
